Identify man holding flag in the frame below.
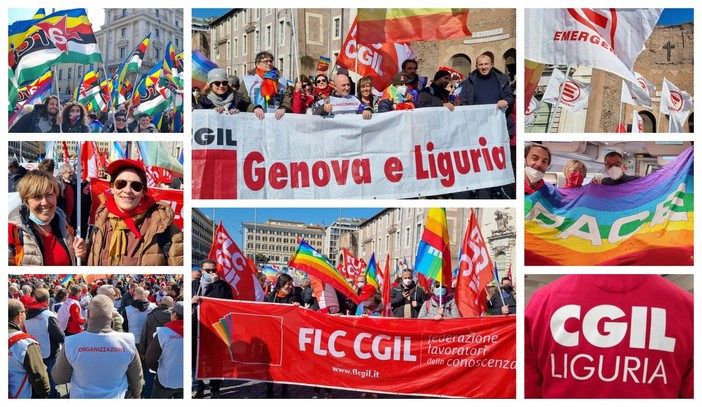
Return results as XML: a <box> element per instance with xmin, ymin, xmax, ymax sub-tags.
<box><xmin>489</xmin><ymin>277</ymin><xmax>516</xmax><ymax>315</ymax></box>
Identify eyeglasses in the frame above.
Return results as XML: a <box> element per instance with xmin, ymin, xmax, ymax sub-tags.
<box><xmin>258</xmin><ymin>59</ymin><xmax>273</xmax><ymax>64</ymax></box>
<box><xmin>212</xmin><ymin>81</ymin><xmax>229</xmax><ymax>87</ymax></box>
<box><xmin>302</xmin><ymin>83</ymin><xmax>312</xmax><ymax>88</ymax></box>
<box><xmin>113</xmin><ymin>179</ymin><xmax>145</xmax><ymax>192</ymax></box>
<box><xmin>202</xmin><ymin>268</ymin><xmax>217</xmax><ymax>273</ymax></box>
<box><xmin>115</xmin><ymin>118</ymin><xmax>127</xmax><ymax>122</ymax></box>
<box><xmin>605</xmin><ymin>162</ymin><xmax>623</xmax><ymax>169</ymax></box>
<box><xmin>316</xmin><ymin>79</ymin><xmax>327</xmax><ymax>84</ymax></box>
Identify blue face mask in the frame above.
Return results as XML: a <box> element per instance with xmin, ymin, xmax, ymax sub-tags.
<box><xmin>434</xmin><ymin>287</ymin><xmax>447</xmax><ymax>297</ymax></box>
<box><xmin>202</xmin><ymin>273</ymin><xmax>212</xmax><ymax>283</ymax></box>
<box><xmin>29</xmin><ymin>212</ymin><xmax>54</xmax><ymax>226</ymax></box>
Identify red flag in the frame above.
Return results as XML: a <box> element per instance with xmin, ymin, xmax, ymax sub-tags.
<box><xmin>336</xmin><ymin>18</ymin><xmax>416</xmax><ymax>91</ymax></box>
<box><xmin>416</xmin><ymin>273</ymin><xmax>432</xmax><ymax>294</ymax></box>
<box><xmin>100</xmin><ymin>148</ymin><xmax>108</xmax><ymax>168</ymax></box>
<box><xmin>455</xmin><ymin>209</ymin><xmax>495</xmax><ymax>317</ymax></box>
<box><xmin>382</xmin><ymin>254</ymin><xmax>392</xmax><ymax>317</ymax></box>
<box><xmin>506</xmin><ymin>263</ymin><xmax>512</xmax><ymax>282</ymax></box>
<box><xmin>341</xmin><ymin>248</ymin><xmax>363</xmax><ymax>282</ymax></box>
<box><xmin>356</xmin><ymin>9</ymin><xmax>470</xmax><ymax>44</ymax></box>
<box><xmin>207</xmin><ymin>221</ymin><xmax>265</xmax><ymax>302</ymax></box>
<box><xmin>80</xmin><ymin>142</ymin><xmax>99</xmax><ymax>181</ymax></box>
<box><xmin>61</xmin><ymin>141</ymin><xmax>71</xmax><ymax>165</ymax></box>
<box><xmin>615</xmin><ymin>123</ymin><xmax>627</xmax><ymax>133</ymax></box>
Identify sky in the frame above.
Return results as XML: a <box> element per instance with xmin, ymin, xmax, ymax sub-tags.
<box><xmin>658</xmin><ymin>9</ymin><xmax>693</xmax><ymax>25</ymax></box>
<box><xmin>192</xmin><ymin>8</ymin><xmax>232</xmax><ymax>20</ymax></box>
<box><xmin>198</xmin><ymin>207</ymin><xmax>383</xmax><ymax>249</ymax></box>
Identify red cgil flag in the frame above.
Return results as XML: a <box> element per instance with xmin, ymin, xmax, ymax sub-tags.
<box><xmin>455</xmin><ymin>209</ymin><xmax>496</xmax><ymax>317</ymax></box>
<box><xmin>208</xmin><ymin>221</ymin><xmax>264</xmax><ymax>301</ymax></box>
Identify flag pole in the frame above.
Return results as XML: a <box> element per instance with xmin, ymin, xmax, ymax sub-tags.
<box><xmin>618</xmin><ymin>101</ymin><xmax>624</xmax><ymax>132</ymax></box>
<box><xmin>76</xmin><ymin>143</ymin><xmax>82</xmax><ymax>266</ymax></box>
<box><xmin>545</xmin><ymin>64</ymin><xmax>572</xmax><ymax>133</ymax></box>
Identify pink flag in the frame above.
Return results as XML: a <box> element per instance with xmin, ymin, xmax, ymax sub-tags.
<box><xmin>80</xmin><ymin>142</ymin><xmax>99</xmax><ymax>181</ymax></box>
<box><xmin>455</xmin><ymin>209</ymin><xmax>495</xmax><ymax>317</ymax></box>
<box><xmin>208</xmin><ymin>221</ymin><xmax>264</xmax><ymax>302</ymax></box>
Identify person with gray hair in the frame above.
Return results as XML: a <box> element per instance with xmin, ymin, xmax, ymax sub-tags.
<box><xmin>52</xmin><ymin>295</ymin><xmax>143</xmax><ymax>398</ymax></box>
<box><xmin>9</xmin><ymin>299</ymin><xmax>51</xmax><ymax>398</ymax></box>
<box><xmin>124</xmin><ymin>287</ymin><xmax>156</xmax><ymax>347</ymax></box>
<box><xmin>237</xmin><ymin>51</ymin><xmax>292</xmax><ymax>120</ymax></box>
<box><xmin>85</xmin><ymin>284</ymin><xmax>123</xmax><ymax>332</ymax></box>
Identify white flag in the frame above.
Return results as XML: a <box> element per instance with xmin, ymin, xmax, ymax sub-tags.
<box><xmin>525</xmin><ymin>9</ymin><xmax>662</xmax><ymax>83</ymax></box>
<box><xmin>542</xmin><ymin>68</ymin><xmax>590</xmax><ymax>113</ymax></box>
<box><xmin>621</xmin><ymin>72</ymin><xmax>656</xmax><ymax>107</ymax></box>
<box><xmin>631</xmin><ymin>110</ymin><xmax>644</xmax><ymax>133</ymax></box>
<box><xmin>660</xmin><ymin>78</ymin><xmax>692</xmax><ymax>132</ymax></box>
<box><xmin>525</xmin><ymin>96</ymin><xmax>541</xmax><ymax>126</ymax></box>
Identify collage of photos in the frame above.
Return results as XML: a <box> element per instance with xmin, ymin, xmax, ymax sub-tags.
<box><xmin>3</xmin><ymin>4</ymin><xmax>695</xmax><ymax>403</ymax></box>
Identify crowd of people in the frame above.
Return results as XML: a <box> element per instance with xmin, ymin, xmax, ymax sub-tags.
<box><xmin>10</xmin><ymin>97</ymin><xmax>176</xmax><ymax>133</ymax></box>
<box><xmin>191</xmin><ymin>258</ymin><xmax>515</xmax><ymax>398</ymax></box>
<box><xmin>8</xmin><ymin>274</ymin><xmax>184</xmax><ymax>399</ymax></box>
<box><xmin>9</xmin><ymin>158</ymin><xmax>184</xmax><ymax>266</ymax></box>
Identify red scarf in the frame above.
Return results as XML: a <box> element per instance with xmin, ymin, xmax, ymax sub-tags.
<box><xmin>102</xmin><ymin>191</ymin><xmax>156</xmax><ymax>240</ymax></box>
<box><xmin>256</xmin><ymin>68</ymin><xmax>279</xmax><ymax>101</ymax></box>
<box><xmin>524</xmin><ymin>178</ymin><xmax>544</xmax><ymax>195</ymax></box>
<box><xmin>164</xmin><ymin>319</ymin><xmax>184</xmax><ymax>337</ymax></box>
<box><xmin>315</xmin><ymin>85</ymin><xmax>333</xmax><ymax>99</ymax></box>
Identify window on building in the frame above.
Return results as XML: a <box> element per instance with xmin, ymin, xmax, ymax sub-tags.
<box><xmin>119</xmin><ymin>47</ymin><xmax>126</xmax><ymax>58</ymax></box>
<box><xmin>333</xmin><ymin>17</ymin><xmax>341</xmax><ymax>39</ymax></box>
<box><xmin>122</xmin><ymin>9</ymin><xmax>127</xmax><ymax>17</ymax></box>
<box><xmin>405</xmin><ymin>227</ymin><xmax>411</xmax><ymax>248</ymax></box>
<box><xmin>278</xmin><ymin>20</ymin><xmax>285</xmax><ymax>46</ymax></box>
<box><xmin>176</xmin><ymin>20</ymin><xmax>180</xmax><ymax>27</ymax></box>
<box><xmin>58</xmin><ymin>69</ymin><xmax>63</xmax><ymax>80</ymax></box>
<box><xmin>395</xmin><ymin>233</ymin><xmax>400</xmax><ymax>251</ymax></box>
<box><xmin>226</xmin><ymin>41</ymin><xmax>230</xmax><ymax>60</ymax></box>
<box><xmin>266</xmin><ymin>25</ymin><xmax>272</xmax><ymax>49</ymax></box>
<box><xmin>77</xmin><ymin>66</ymin><xmax>83</xmax><ymax>77</ymax></box>
<box><xmin>278</xmin><ymin>57</ymin><xmax>284</xmax><ymax>74</ymax></box>
<box><xmin>175</xmin><ymin>38</ymin><xmax>179</xmax><ymax>47</ymax></box>
<box><xmin>234</xmin><ymin>38</ymin><xmax>238</xmax><ymax>57</ymax></box>
<box><xmin>155</xmin><ymin>9</ymin><xmax>159</xmax><ymax>18</ymax></box>
<box><xmin>255</xmin><ymin>9</ymin><xmax>260</xmax><ymax>20</ymax></box>
<box><xmin>121</xmin><ymin>28</ymin><xmax>126</xmax><ymax>37</ymax></box>
<box><xmin>243</xmin><ymin>34</ymin><xmax>247</xmax><ymax>55</ymax></box>
<box><xmin>255</xmin><ymin>30</ymin><xmax>260</xmax><ymax>53</ymax></box>
<box><xmin>155</xmin><ymin>28</ymin><xmax>160</xmax><ymax>38</ymax></box>
<box><xmin>67</xmin><ymin>68</ymin><xmax>72</xmax><ymax>79</ymax></box>
<box><xmin>234</xmin><ymin>14</ymin><xmax>238</xmax><ymax>30</ymax></box>
<box><xmin>155</xmin><ymin>48</ymin><xmax>160</xmax><ymax>59</ymax></box>
<box><xmin>227</xmin><ymin>19</ymin><xmax>231</xmax><ymax>34</ymax></box>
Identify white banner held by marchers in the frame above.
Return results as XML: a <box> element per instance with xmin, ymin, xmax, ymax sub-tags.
<box><xmin>542</xmin><ymin>68</ymin><xmax>590</xmax><ymax>112</ymax></box>
<box><xmin>525</xmin><ymin>9</ymin><xmax>663</xmax><ymax>83</ymax></box>
<box><xmin>192</xmin><ymin>106</ymin><xmax>514</xmax><ymax>199</ymax></box>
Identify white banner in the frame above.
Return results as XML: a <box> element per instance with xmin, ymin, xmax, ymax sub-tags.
<box><xmin>621</xmin><ymin>72</ymin><xmax>655</xmax><ymax>107</ymax></box>
<box><xmin>192</xmin><ymin>106</ymin><xmax>513</xmax><ymax>199</ymax></box>
<box><xmin>631</xmin><ymin>110</ymin><xmax>644</xmax><ymax>133</ymax></box>
<box><xmin>660</xmin><ymin>78</ymin><xmax>692</xmax><ymax>132</ymax></box>
<box><xmin>542</xmin><ymin>68</ymin><xmax>590</xmax><ymax>113</ymax></box>
<box><xmin>525</xmin><ymin>9</ymin><xmax>662</xmax><ymax>83</ymax></box>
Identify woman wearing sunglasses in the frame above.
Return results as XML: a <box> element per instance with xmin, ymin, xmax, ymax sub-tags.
<box><xmin>313</xmin><ymin>73</ymin><xmax>333</xmax><ymax>101</ymax></box>
<box><xmin>87</xmin><ymin>159</ymin><xmax>183</xmax><ymax>266</ymax></box>
<box><xmin>195</xmin><ymin>68</ymin><xmax>239</xmax><ymax>114</ymax></box>
<box><xmin>9</xmin><ymin>170</ymin><xmax>86</xmax><ymax>266</ymax></box>
<box><xmin>291</xmin><ymin>75</ymin><xmax>316</xmax><ymax>114</ymax></box>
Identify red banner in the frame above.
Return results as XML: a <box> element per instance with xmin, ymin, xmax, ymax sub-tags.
<box><xmin>455</xmin><ymin>209</ymin><xmax>495</xmax><ymax>317</ymax></box>
<box><xmin>88</xmin><ymin>179</ymin><xmax>184</xmax><ymax>230</ymax></box>
<box><xmin>197</xmin><ymin>298</ymin><xmax>516</xmax><ymax>398</ymax></box>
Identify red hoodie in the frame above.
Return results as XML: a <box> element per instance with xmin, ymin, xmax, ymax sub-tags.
<box><xmin>525</xmin><ymin>275</ymin><xmax>693</xmax><ymax>398</ymax></box>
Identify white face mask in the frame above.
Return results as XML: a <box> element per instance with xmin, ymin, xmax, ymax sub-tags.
<box><xmin>403</xmin><ymin>278</ymin><xmax>413</xmax><ymax>286</ymax></box>
<box><xmin>396</xmin><ymin>85</ymin><xmax>408</xmax><ymax>96</ymax></box>
<box><xmin>524</xmin><ymin>166</ymin><xmax>545</xmax><ymax>183</ymax></box>
<box><xmin>606</xmin><ymin>166</ymin><xmax>624</xmax><ymax>180</ymax></box>
<box><xmin>357</xmin><ymin>282</ymin><xmax>365</xmax><ymax>288</ymax></box>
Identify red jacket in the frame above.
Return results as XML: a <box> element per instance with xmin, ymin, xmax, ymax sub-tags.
<box><xmin>525</xmin><ymin>275</ymin><xmax>693</xmax><ymax>398</ymax></box>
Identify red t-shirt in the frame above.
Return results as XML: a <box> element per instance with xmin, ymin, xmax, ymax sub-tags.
<box><xmin>40</xmin><ymin>233</ymin><xmax>71</xmax><ymax>266</ymax></box>
<box><xmin>525</xmin><ymin>275</ymin><xmax>693</xmax><ymax>398</ymax></box>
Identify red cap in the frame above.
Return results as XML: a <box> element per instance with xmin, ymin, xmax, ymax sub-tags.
<box><xmin>358</xmin><ymin>285</ymin><xmax>377</xmax><ymax>301</ymax></box>
<box><xmin>106</xmin><ymin>159</ymin><xmax>146</xmax><ymax>178</ymax></box>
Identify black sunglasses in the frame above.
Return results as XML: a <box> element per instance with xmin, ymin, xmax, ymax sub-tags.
<box><xmin>115</xmin><ymin>118</ymin><xmax>127</xmax><ymax>122</ymax></box>
<box><xmin>212</xmin><ymin>81</ymin><xmax>229</xmax><ymax>87</ymax></box>
<box><xmin>316</xmin><ymin>78</ymin><xmax>327</xmax><ymax>84</ymax></box>
<box><xmin>302</xmin><ymin>83</ymin><xmax>312</xmax><ymax>88</ymax></box>
<box><xmin>202</xmin><ymin>268</ymin><xmax>217</xmax><ymax>273</ymax></box>
<box><xmin>113</xmin><ymin>179</ymin><xmax>145</xmax><ymax>192</ymax></box>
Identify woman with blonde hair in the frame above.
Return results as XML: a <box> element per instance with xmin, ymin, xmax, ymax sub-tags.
<box><xmin>9</xmin><ymin>170</ymin><xmax>86</xmax><ymax>266</ymax></box>
<box><xmin>563</xmin><ymin>159</ymin><xmax>588</xmax><ymax>188</ymax></box>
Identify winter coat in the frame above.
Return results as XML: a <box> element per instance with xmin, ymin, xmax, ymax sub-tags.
<box><xmin>9</xmin><ymin>206</ymin><xmax>75</xmax><ymax>266</ymax></box>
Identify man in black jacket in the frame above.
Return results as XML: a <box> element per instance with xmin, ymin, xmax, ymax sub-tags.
<box><xmin>10</xmin><ymin>96</ymin><xmax>61</xmax><ymax>133</ymax></box>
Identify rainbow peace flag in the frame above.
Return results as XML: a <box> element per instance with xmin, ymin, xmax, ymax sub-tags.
<box><xmin>525</xmin><ymin>146</ymin><xmax>694</xmax><ymax>266</ymax></box>
<box><xmin>192</xmin><ymin>50</ymin><xmax>219</xmax><ymax>92</ymax></box>
<box><xmin>415</xmin><ymin>208</ymin><xmax>452</xmax><ymax>285</ymax></box>
<box><xmin>262</xmin><ymin>265</ymin><xmax>278</xmax><ymax>282</ymax></box>
<box><xmin>289</xmin><ymin>240</ymin><xmax>359</xmax><ymax>304</ymax></box>
<box><xmin>357</xmin><ymin>9</ymin><xmax>471</xmax><ymax>44</ymax></box>
<box><xmin>365</xmin><ymin>253</ymin><xmax>380</xmax><ymax>290</ymax></box>
<box><xmin>212</xmin><ymin>313</ymin><xmax>236</xmax><ymax>360</ymax></box>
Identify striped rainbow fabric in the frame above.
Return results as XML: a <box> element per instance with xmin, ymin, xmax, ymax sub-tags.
<box><xmin>525</xmin><ymin>146</ymin><xmax>694</xmax><ymax>266</ymax></box>
<box><xmin>365</xmin><ymin>253</ymin><xmax>379</xmax><ymax>290</ymax></box>
<box><xmin>289</xmin><ymin>240</ymin><xmax>359</xmax><ymax>304</ymax></box>
<box><xmin>415</xmin><ymin>208</ymin><xmax>452</xmax><ymax>284</ymax></box>
<box><xmin>356</xmin><ymin>9</ymin><xmax>470</xmax><ymax>44</ymax></box>
<box><xmin>192</xmin><ymin>50</ymin><xmax>219</xmax><ymax>92</ymax></box>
